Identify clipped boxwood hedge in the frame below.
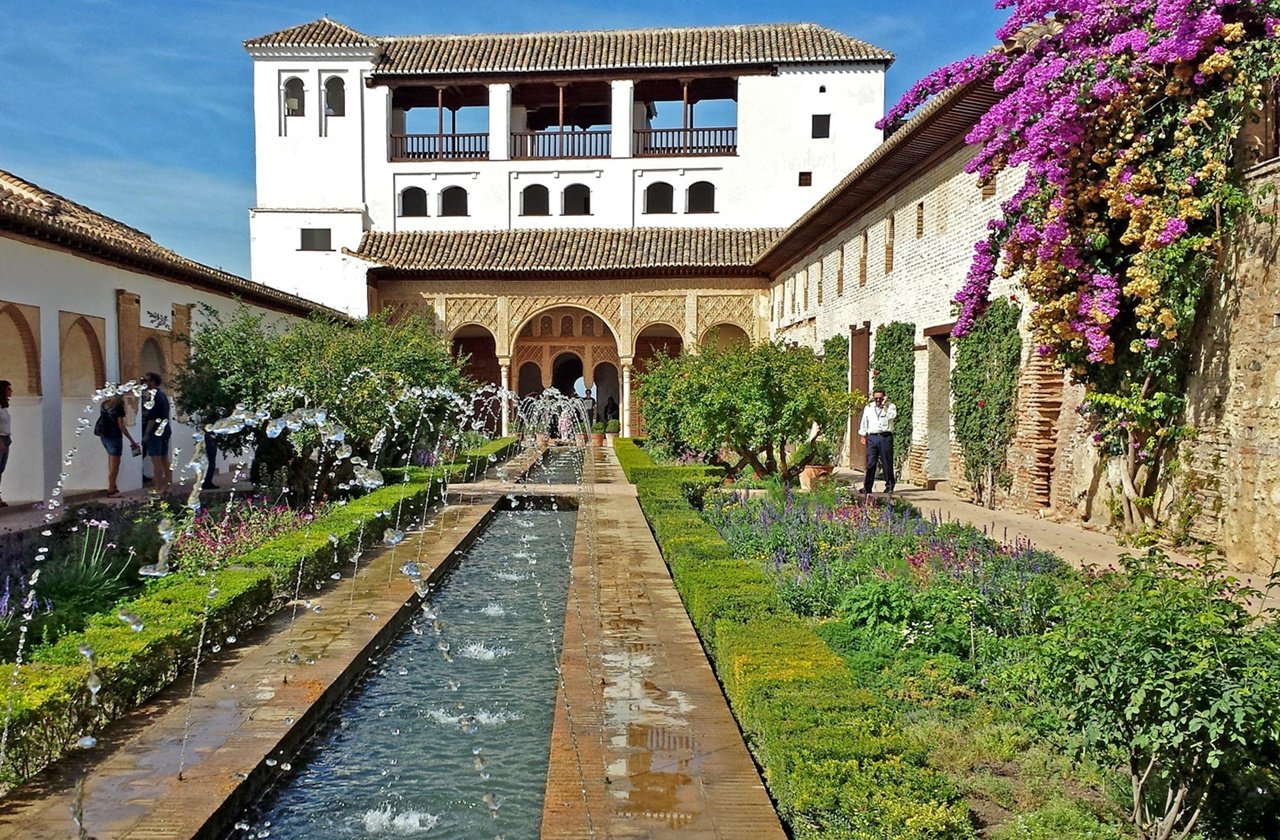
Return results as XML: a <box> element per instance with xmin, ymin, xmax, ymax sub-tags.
<box><xmin>0</xmin><ymin>438</ymin><xmax>518</xmax><ymax>788</ymax></box>
<box><xmin>613</xmin><ymin>436</ymin><xmax>654</xmax><ymax>481</ymax></box>
<box><xmin>631</xmin><ymin>464</ymin><xmax>970</xmax><ymax>839</ymax></box>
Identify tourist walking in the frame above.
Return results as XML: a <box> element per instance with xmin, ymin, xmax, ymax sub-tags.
<box><xmin>141</xmin><ymin>372</ymin><xmax>173</xmax><ymax>493</ymax></box>
<box><xmin>0</xmin><ymin>380</ymin><xmax>11</xmax><ymax>507</ymax></box>
<box><xmin>96</xmin><ymin>394</ymin><xmax>140</xmax><ymax>497</ymax></box>
<box><xmin>859</xmin><ymin>387</ymin><xmax>897</xmax><ymax>494</ymax></box>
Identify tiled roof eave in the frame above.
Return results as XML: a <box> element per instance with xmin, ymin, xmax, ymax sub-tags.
<box><xmin>0</xmin><ymin>204</ymin><xmax>346</xmax><ymax>321</ymax></box>
<box><xmin>371</xmin><ymin>56</ymin><xmax>887</xmax><ymax>78</ymax></box>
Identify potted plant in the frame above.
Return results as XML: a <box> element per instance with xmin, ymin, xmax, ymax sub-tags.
<box><xmin>605</xmin><ymin>419</ymin><xmax>620</xmax><ymax>444</ymax></box>
<box><xmin>798</xmin><ymin>439</ymin><xmax>835</xmax><ymax>491</ymax></box>
<box><xmin>591</xmin><ymin>421</ymin><xmax>606</xmax><ymax>447</ymax></box>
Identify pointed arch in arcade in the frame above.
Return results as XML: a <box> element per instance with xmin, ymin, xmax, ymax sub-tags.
<box><xmin>61</xmin><ymin>314</ymin><xmax>106</xmax><ymax>396</ymax></box>
<box><xmin>699</xmin><ymin>323</ymin><xmax>750</xmax><ymax>352</ymax></box>
<box><xmin>451</xmin><ymin>324</ymin><xmax>502</xmax><ymax>434</ymax></box>
<box><xmin>631</xmin><ymin>323</ymin><xmax>683</xmax><ymax>437</ymax></box>
<box><xmin>0</xmin><ymin>302</ymin><xmax>40</xmax><ymax>396</ymax></box>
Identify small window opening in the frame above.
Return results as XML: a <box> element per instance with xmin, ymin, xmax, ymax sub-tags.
<box><xmin>324</xmin><ymin>77</ymin><xmax>346</xmax><ymax>117</ymax></box>
<box><xmin>300</xmin><ymin>228</ymin><xmax>331</xmax><ymax>251</ymax></box>
<box><xmin>981</xmin><ymin>176</ymin><xmax>997</xmax><ymax>199</ymax></box>
<box><xmin>401</xmin><ymin>187</ymin><xmax>428</xmax><ymax>217</ymax></box>
<box><xmin>815</xmin><ymin>262</ymin><xmax>824</xmax><ymax>306</ymax></box>
<box><xmin>521</xmin><ymin>184</ymin><xmax>550</xmax><ymax>216</ymax></box>
<box><xmin>916</xmin><ymin>202</ymin><xmax>925</xmax><ymax>238</ymax></box>
<box><xmin>798</xmin><ymin>171</ymin><xmax>813</xmax><ymax>187</ymax></box>
<box><xmin>885</xmin><ymin>214</ymin><xmax>896</xmax><ymax>274</ymax></box>
<box><xmin>687</xmin><ymin>181</ymin><xmax>715</xmax><ymax>214</ymax></box>
<box><xmin>283</xmin><ymin>77</ymin><xmax>305</xmax><ymax>117</ymax></box>
<box><xmin>440</xmin><ymin>186</ymin><xmax>469</xmax><ymax>217</ymax></box>
<box><xmin>812</xmin><ymin>115</ymin><xmax>831</xmax><ymax>139</ymax></box>
<box><xmin>563</xmin><ymin>184</ymin><xmax>591</xmax><ymax>216</ymax></box>
<box><xmin>859</xmin><ymin>231</ymin><xmax>868</xmax><ymax>286</ymax></box>
<box><xmin>818</xmin><ymin>85</ymin><xmax>827</xmax><ymax>93</ymax></box>
<box><xmin>561</xmin><ymin>315</ymin><xmax>575</xmax><ymax>336</ymax></box>
<box><xmin>836</xmin><ymin>249</ymin><xmax>845</xmax><ymax>297</ymax></box>
<box><xmin>644</xmin><ymin>182</ymin><xmax>674</xmax><ymax>214</ymax></box>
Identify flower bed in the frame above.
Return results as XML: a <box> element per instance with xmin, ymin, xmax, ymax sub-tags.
<box><xmin>0</xmin><ymin>438</ymin><xmax>518</xmax><ymax>789</ymax></box>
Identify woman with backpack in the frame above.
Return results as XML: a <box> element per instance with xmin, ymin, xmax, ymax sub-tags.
<box><xmin>96</xmin><ymin>394</ymin><xmax>140</xmax><ymax>497</ymax></box>
<box><xmin>0</xmin><ymin>380</ymin><xmax>11</xmax><ymax>507</ymax></box>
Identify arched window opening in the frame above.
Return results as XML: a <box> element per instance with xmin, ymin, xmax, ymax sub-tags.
<box><xmin>325</xmin><ymin>77</ymin><xmax>346</xmax><ymax>117</ymax></box>
<box><xmin>440</xmin><ymin>186</ymin><xmax>469</xmax><ymax>217</ymax></box>
<box><xmin>61</xmin><ymin>316</ymin><xmax>105</xmax><ymax>396</ymax></box>
<box><xmin>401</xmin><ymin>187</ymin><xmax>428</xmax><ymax>217</ymax></box>
<box><xmin>540</xmin><ymin>316</ymin><xmax>554</xmax><ymax>335</ymax></box>
<box><xmin>521</xmin><ymin>184</ymin><xmax>549</xmax><ymax>216</ymax></box>
<box><xmin>581</xmin><ymin>315</ymin><xmax>595</xmax><ymax>337</ymax></box>
<box><xmin>687</xmin><ymin>181</ymin><xmax>716</xmax><ymax>214</ymax></box>
<box><xmin>563</xmin><ymin>184</ymin><xmax>590</xmax><ymax>216</ymax></box>
<box><xmin>561</xmin><ymin>315</ymin><xmax>575</xmax><ymax>337</ymax></box>
<box><xmin>518</xmin><ymin>362</ymin><xmax>542</xmax><ymax>396</ymax></box>
<box><xmin>283</xmin><ymin>77</ymin><xmax>305</xmax><ymax>117</ymax></box>
<box><xmin>644</xmin><ymin>182</ymin><xmax>674</xmax><ymax>214</ymax></box>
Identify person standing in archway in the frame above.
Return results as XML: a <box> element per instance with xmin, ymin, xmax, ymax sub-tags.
<box><xmin>141</xmin><ymin>372</ymin><xmax>173</xmax><ymax>493</ymax></box>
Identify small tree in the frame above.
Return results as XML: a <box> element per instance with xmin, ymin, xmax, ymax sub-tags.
<box><xmin>1033</xmin><ymin>551</ymin><xmax>1280</xmax><ymax>840</ymax></box>
<box><xmin>637</xmin><ymin>341</ymin><xmax>859</xmax><ymax>482</ymax></box>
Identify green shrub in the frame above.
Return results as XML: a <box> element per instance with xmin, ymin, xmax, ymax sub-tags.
<box><xmin>613</xmin><ymin>437</ymin><xmax>655</xmax><ymax>481</ymax></box>
<box><xmin>605</xmin><ymin>419</ymin><xmax>620</xmax><ymax>434</ymax></box>
<box><xmin>632</xmin><ymin>465</ymin><xmax>971</xmax><ymax>839</ymax></box>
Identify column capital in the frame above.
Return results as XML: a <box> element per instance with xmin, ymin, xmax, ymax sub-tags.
<box><xmin>619</xmin><ymin>356</ymin><xmax>634</xmax><ymax>368</ymax></box>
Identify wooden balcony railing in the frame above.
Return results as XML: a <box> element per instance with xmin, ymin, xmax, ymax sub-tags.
<box><xmin>510</xmin><ymin>130</ymin><xmax>611</xmax><ymax>160</ymax></box>
<box><xmin>633</xmin><ymin>127</ymin><xmax>737</xmax><ymax>157</ymax></box>
<box><xmin>390</xmin><ymin>133</ymin><xmax>489</xmax><ymax>161</ymax></box>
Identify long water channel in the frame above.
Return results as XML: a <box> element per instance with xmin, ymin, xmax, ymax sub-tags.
<box><xmin>240</xmin><ymin>499</ymin><xmax>578</xmax><ymax>838</ymax></box>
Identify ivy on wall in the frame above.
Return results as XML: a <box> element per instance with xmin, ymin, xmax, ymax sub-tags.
<box><xmin>870</xmin><ymin>321</ymin><xmax>915</xmax><ymax>469</ymax></box>
<box><xmin>951</xmin><ymin>299</ymin><xmax>1022</xmax><ymax>507</ymax></box>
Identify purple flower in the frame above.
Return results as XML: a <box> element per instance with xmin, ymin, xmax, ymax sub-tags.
<box><xmin>1158</xmin><ymin>217</ymin><xmax>1189</xmax><ymax>246</ymax></box>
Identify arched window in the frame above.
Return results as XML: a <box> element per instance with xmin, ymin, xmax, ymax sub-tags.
<box><xmin>400</xmin><ymin>187</ymin><xmax>428</xmax><ymax>217</ymax></box>
<box><xmin>540</xmin><ymin>315</ymin><xmax>553</xmax><ymax>335</ymax></box>
<box><xmin>563</xmin><ymin>184</ymin><xmax>590</xmax><ymax>216</ymax></box>
<box><xmin>283</xmin><ymin>77</ymin><xmax>305</xmax><ymax>117</ymax></box>
<box><xmin>687</xmin><ymin>181</ymin><xmax>716</xmax><ymax>214</ymax></box>
<box><xmin>581</xmin><ymin>315</ymin><xmax>595</xmax><ymax>336</ymax></box>
<box><xmin>561</xmin><ymin>315</ymin><xmax>575</xmax><ymax>336</ymax></box>
<box><xmin>440</xmin><ymin>186</ymin><xmax>468</xmax><ymax>217</ymax></box>
<box><xmin>644</xmin><ymin>182</ymin><xmax>674</xmax><ymax>214</ymax></box>
<box><xmin>521</xmin><ymin>184</ymin><xmax>549</xmax><ymax>216</ymax></box>
<box><xmin>324</xmin><ymin>77</ymin><xmax>346</xmax><ymax>117</ymax></box>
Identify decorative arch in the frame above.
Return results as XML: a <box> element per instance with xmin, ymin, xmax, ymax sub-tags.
<box><xmin>440</xmin><ymin>186</ymin><xmax>468</xmax><ymax>217</ymax></box>
<box><xmin>700</xmin><ymin>323</ymin><xmax>750</xmax><ymax>351</ymax></box>
<box><xmin>562</xmin><ymin>184</ymin><xmax>591</xmax><ymax>216</ymax></box>
<box><xmin>283</xmin><ymin>77</ymin><xmax>305</xmax><ymax>117</ymax></box>
<box><xmin>140</xmin><ymin>337</ymin><xmax>166</xmax><ymax>386</ymax></box>
<box><xmin>324</xmin><ymin>76</ymin><xmax>346</xmax><ymax>117</ymax></box>
<box><xmin>687</xmin><ymin>181</ymin><xmax>716</xmax><ymax>214</ymax></box>
<box><xmin>517</xmin><ymin>362</ymin><xmax>542</xmax><ymax>396</ymax></box>
<box><xmin>560</xmin><ymin>315</ymin><xmax>575</xmax><ymax>337</ymax></box>
<box><xmin>0</xmin><ymin>303</ymin><xmax>40</xmax><ymax>396</ymax></box>
<box><xmin>633</xmin><ymin>323</ymin><xmax>683</xmax><ymax>367</ymax></box>
<box><xmin>60</xmin><ymin>315</ymin><xmax>106</xmax><ymax>397</ymax></box>
<box><xmin>521</xmin><ymin>184</ymin><xmax>550</xmax><ymax>216</ymax></box>
<box><xmin>510</xmin><ymin>303</ymin><xmax>621</xmax><ymax>358</ymax></box>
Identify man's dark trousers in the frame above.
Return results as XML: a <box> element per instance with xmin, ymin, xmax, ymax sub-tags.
<box><xmin>863</xmin><ymin>432</ymin><xmax>895</xmax><ymax>494</ymax></box>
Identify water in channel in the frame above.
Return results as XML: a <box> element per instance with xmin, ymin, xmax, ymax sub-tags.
<box><xmin>240</xmin><ymin>506</ymin><xmax>577</xmax><ymax>838</ymax></box>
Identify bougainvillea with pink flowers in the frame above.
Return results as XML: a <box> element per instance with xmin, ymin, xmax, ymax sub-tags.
<box><xmin>884</xmin><ymin>0</ymin><xmax>1280</xmax><ymax>531</ymax></box>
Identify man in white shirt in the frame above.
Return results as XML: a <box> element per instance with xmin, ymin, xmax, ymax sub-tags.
<box><xmin>859</xmin><ymin>388</ymin><xmax>898</xmax><ymax>494</ymax></box>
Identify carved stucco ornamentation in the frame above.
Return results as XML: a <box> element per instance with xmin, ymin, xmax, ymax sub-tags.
<box><xmin>549</xmin><ymin>344</ymin><xmax>587</xmax><ymax>361</ymax></box>
<box><xmin>507</xmin><ymin>296</ymin><xmax>622</xmax><ymax>338</ymax></box>
<box><xmin>591</xmin><ymin>344</ymin><xmax>620</xmax><ymax>367</ymax></box>
<box><xmin>632</xmin><ymin>295</ymin><xmax>685</xmax><ymax>333</ymax></box>
<box><xmin>444</xmin><ymin>297</ymin><xmax>500</xmax><ymax>334</ymax></box>
<box><xmin>515</xmin><ymin>344</ymin><xmax>542</xmax><ymax>366</ymax></box>
<box><xmin>696</xmin><ymin>294</ymin><xmax>756</xmax><ymax>338</ymax></box>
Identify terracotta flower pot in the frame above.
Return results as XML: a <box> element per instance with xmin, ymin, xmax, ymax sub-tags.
<box><xmin>591</xmin><ymin>433</ymin><xmax>606</xmax><ymax>446</ymax></box>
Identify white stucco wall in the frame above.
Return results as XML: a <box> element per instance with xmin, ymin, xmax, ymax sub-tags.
<box><xmin>0</xmin><ymin>234</ymin><xmax>312</xmax><ymax>504</ymax></box>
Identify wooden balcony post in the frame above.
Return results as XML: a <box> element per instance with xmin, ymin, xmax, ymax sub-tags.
<box><xmin>557</xmin><ymin>83</ymin><xmax>566</xmax><ymax>159</ymax></box>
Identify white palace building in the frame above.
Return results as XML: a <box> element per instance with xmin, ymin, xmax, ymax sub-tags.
<box><xmin>244</xmin><ymin>18</ymin><xmax>892</xmax><ymax>316</ymax></box>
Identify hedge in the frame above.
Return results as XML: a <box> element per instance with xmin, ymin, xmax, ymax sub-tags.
<box><xmin>613</xmin><ymin>437</ymin><xmax>654</xmax><ymax>481</ymax></box>
<box><xmin>632</xmin><ymin>464</ymin><xmax>970</xmax><ymax>839</ymax></box>
<box><xmin>0</xmin><ymin>438</ymin><xmax>518</xmax><ymax>788</ymax></box>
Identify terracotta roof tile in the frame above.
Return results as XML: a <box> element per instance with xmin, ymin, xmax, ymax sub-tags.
<box><xmin>0</xmin><ymin>169</ymin><xmax>344</xmax><ymax>319</ymax></box>
<box><xmin>352</xmin><ymin>227</ymin><xmax>780</xmax><ymax>275</ymax></box>
<box><xmin>245</xmin><ymin>18</ymin><xmax>381</xmax><ymax>49</ymax></box>
<box><xmin>376</xmin><ymin>23</ymin><xmax>891</xmax><ymax>75</ymax></box>
<box><xmin>245</xmin><ymin>19</ymin><xmax>892</xmax><ymax>73</ymax></box>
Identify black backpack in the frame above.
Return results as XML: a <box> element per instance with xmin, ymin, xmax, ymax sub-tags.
<box><xmin>93</xmin><ymin>407</ymin><xmax>111</xmax><ymax>437</ymax></box>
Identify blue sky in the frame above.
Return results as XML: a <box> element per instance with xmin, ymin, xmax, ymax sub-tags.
<box><xmin>0</xmin><ymin>1</ymin><xmax>1008</xmax><ymax>278</ymax></box>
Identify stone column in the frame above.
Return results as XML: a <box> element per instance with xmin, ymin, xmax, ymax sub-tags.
<box><xmin>488</xmin><ymin>83</ymin><xmax>512</xmax><ymax>161</ymax></box>
<box><xmin>499</xmin><ymin>360</ymin><xmax>511</xmax><ymax>438</ymax></box>
<box><xmin>621</xmin><ymin>359</ymin><xmax>633</xmax><ymax>438</ymax></box>
<box><xmin>610</xmin><ymin>79</ymin><xmax>635</xmax><ymax>159</ymax></box>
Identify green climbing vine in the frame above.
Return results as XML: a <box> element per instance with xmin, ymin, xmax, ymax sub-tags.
<box><xmin>952</xmin><ymin>299</ymin><xmax>1022</xmax><ymax>507</ymax></box>
<box><xmin>871</xmin><ymin>322</ymin><xmax>915</xmax><ymax>470</ymax></box>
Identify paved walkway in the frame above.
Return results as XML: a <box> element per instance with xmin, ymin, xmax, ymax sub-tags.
<box><xmin>0</xmin><ymin>498</ymin><xmax>494</xmax><ymax>838</ymax></box>
<box><xmin>541</xmin><ymin>449</ymin><xmax>785</xmax><ymax>840</ymax></box>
